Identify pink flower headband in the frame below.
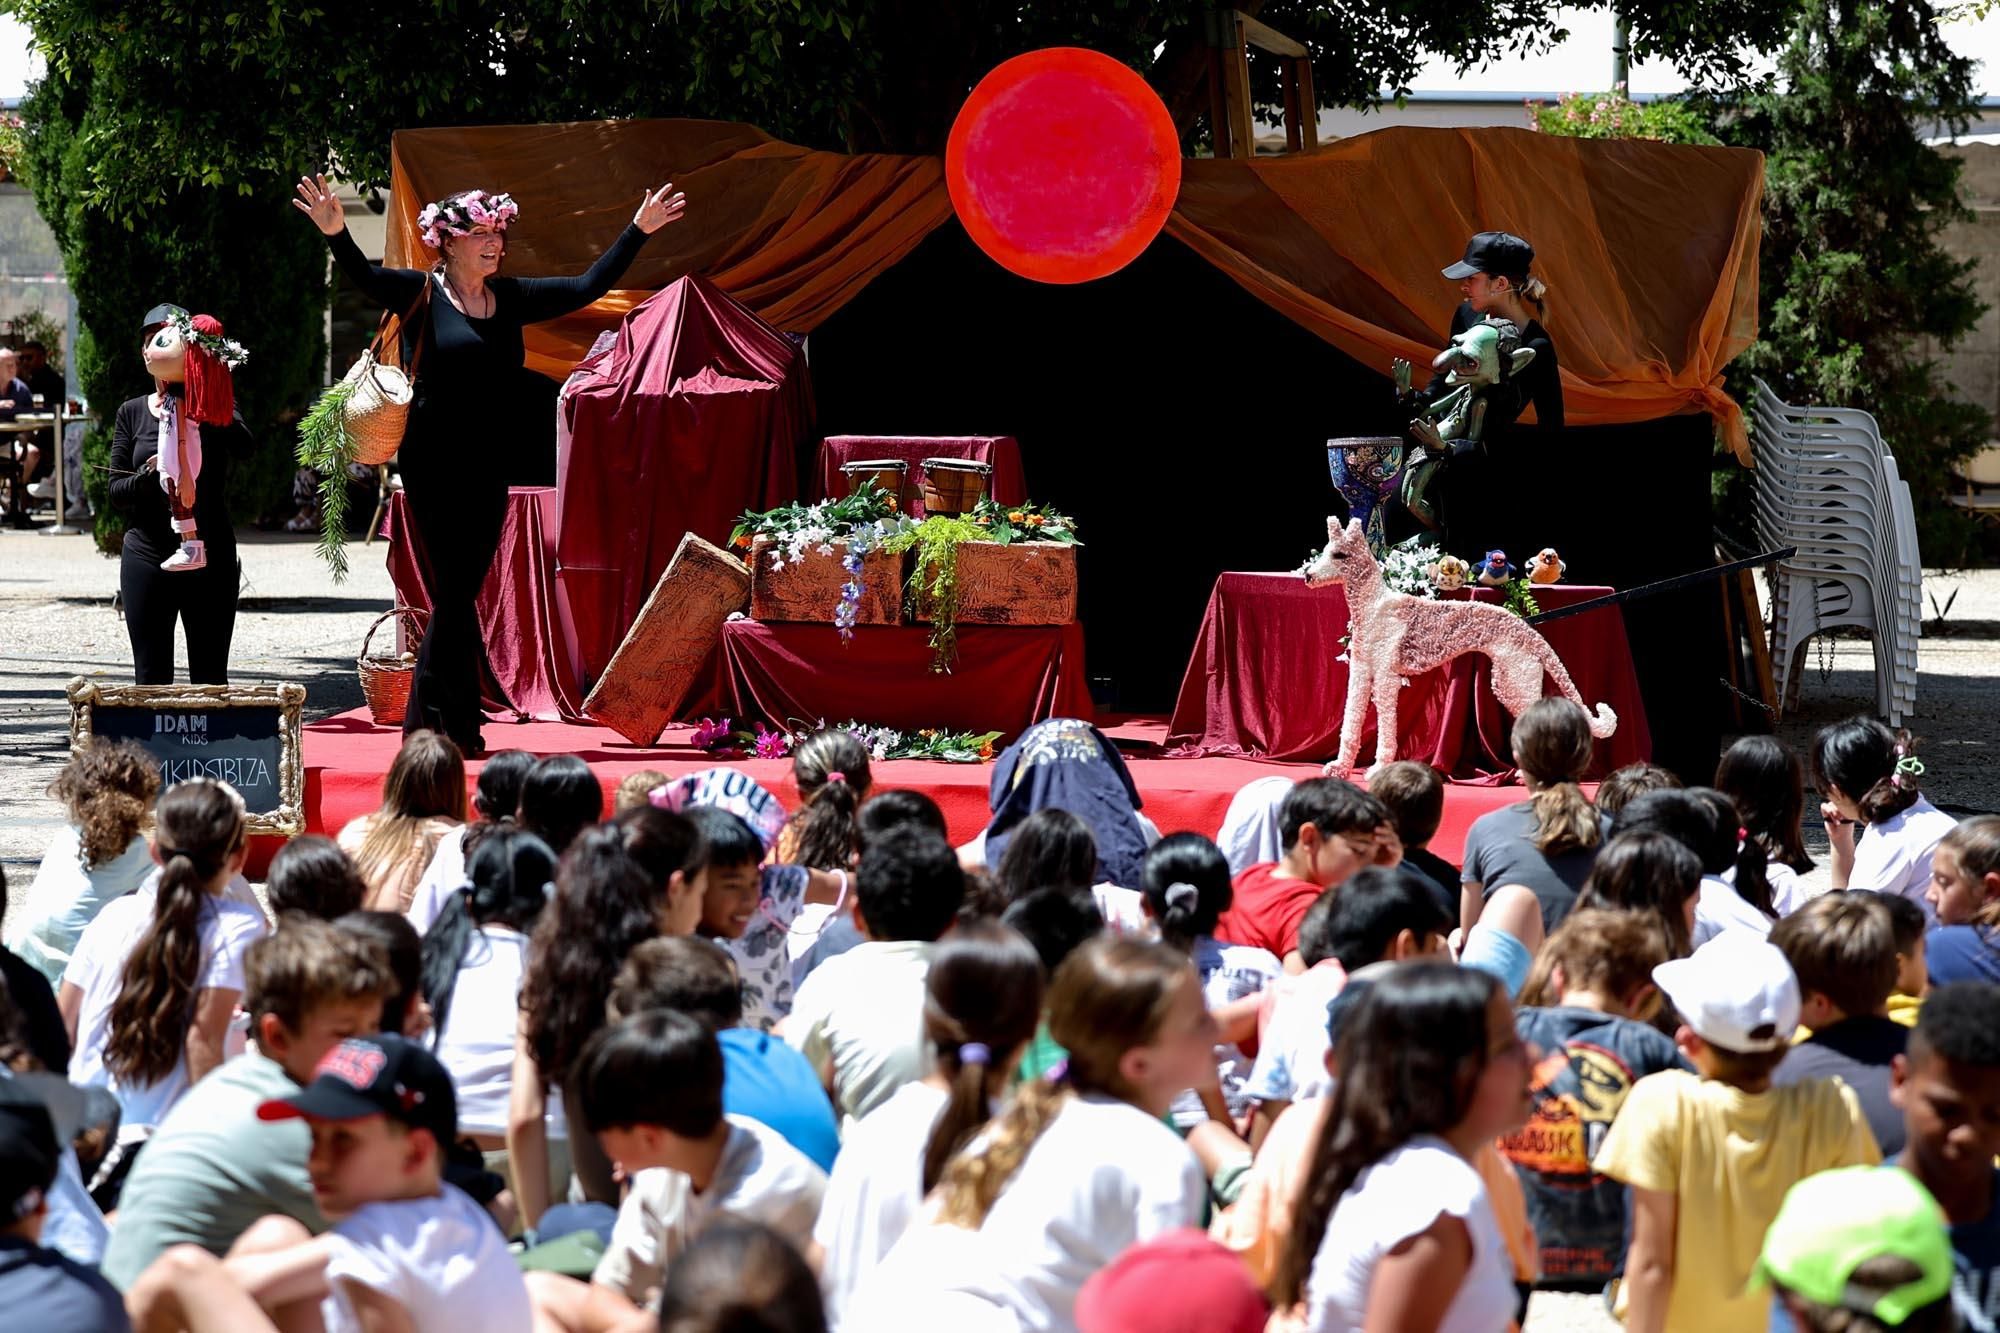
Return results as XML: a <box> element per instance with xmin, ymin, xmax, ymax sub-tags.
<box><xmin>417</xmin><ymin>191</ymin><xmax>520</xmax><ymax>250</ymax></box>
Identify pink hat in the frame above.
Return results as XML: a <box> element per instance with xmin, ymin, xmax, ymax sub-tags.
<box><xmin>1075</xmin><ymin>1230</ymin><xmax>1269</xmax><ymax>1333</ymax></box>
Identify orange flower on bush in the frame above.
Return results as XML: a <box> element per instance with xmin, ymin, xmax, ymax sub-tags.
<box><xmin>977</xmin><ymin>738</ymin><xmax>996</xmax><ymax>761</ymax></box>
<box><xmin>886</xmin><ymin>497</ymin><xmax>899</xmax><ymax>513</ymax></box>
<box><xmin>1024</xmin><ymin>514</ymin><xmax>1045</xmax><ymax>527</ymax></box>
<box><xmin>732</xmin><ymin>533</ymin><xmax>752</xmax><ymax>549</ymax></box>
<box><xmin>1007</xmin><ymin>510</ymin><xmax>1025</xmax><ymax>522</ymax></box>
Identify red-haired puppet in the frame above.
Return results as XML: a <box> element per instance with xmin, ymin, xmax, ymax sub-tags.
<box><xmin>141</xmin><ymin>310</ymin><xmax>246</xmax><ymax>572</ymax></box>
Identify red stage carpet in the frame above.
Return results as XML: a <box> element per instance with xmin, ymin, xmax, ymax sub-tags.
<box><xmin>303</xmin><ymin>709</ymin><xmax>1537</xmax><ymax>864</ymax></box>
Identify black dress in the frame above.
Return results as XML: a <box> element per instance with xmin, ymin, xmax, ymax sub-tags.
<box><xmin>323</xmin><ymin>223</ymin><xmax>652</xmax><ymax>750</ymax></box>
<box><xmin>1389</xmin><ymin>301</ymin><xmax>1565</xmax><ymax>551</ymax></box>
<box><xmin>108</xmin><ymin>394</ymin><xmax>254</xmax><ymax>684</ymax></box>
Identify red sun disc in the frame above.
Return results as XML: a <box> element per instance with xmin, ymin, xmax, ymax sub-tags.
<box><xmin>946</xmin><ymin>47</ymin><xmax>1183</xmax><ymax>285</ymax></box>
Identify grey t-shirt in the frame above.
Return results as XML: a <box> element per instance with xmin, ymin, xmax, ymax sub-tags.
<box><xmin>1460</xmin><ymin>801</ymin><xmax>1601</xmax><ymax>934</ymax></box>
<box><xmin>100</xmin><ymin>1052</ymin><xmax>326</xmax><ymax>1289</ymax></box>
<box><xmin>1773</xmin><ymin>1015</ymin><xmax>1907</xmax><ymax>1158</ymax></box>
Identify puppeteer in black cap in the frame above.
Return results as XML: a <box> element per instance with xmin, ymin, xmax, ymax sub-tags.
<box><xmin>1381</xmin><ymin>229</ymin><xmax>1566</xmax><ymax>547</ymax></box>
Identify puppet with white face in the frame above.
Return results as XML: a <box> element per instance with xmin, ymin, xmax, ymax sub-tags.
<box><xmin>140</xmin><ymin>307</ymin><xmax>244</xmax><ymax>572</ymax></box>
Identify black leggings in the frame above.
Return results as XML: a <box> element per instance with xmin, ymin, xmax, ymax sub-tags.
<box><xmin>401</xmin><ymin>464</ymin><xmax>508</xmax><ymax>750</ymax></box>
<box><xmin>121</xmin><ymin>542</ymin><xmax>237</xmax><ymax>685</ymax></box>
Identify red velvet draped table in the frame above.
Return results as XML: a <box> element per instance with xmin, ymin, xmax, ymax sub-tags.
<box><xmin>383</xmin><ymin>487</ymin><xmax>584</xmax><ymax>722</ymax></box>
<box><xmin>718</xmin><ymin>620</ymin><xmax>1092</xmax><ymax>735</ymax></box>
<box><xmin>1166</xmin><ymin>573</ymin><xmax>1652</xmax><ymax>776</ymax></box>
<box><xmin>814</xmin><ymin>435</ymin><xmax>1028</xmax><ymax>512</ymax></box>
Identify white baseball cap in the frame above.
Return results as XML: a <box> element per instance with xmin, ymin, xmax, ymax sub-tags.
<box><xmin>1653</xmin><ymin>933</ymin><xmax>1801</xmax><ymax>1053</ymax></box>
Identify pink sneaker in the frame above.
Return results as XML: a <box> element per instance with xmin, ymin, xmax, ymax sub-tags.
<box><xmin>161</xmin><ymin>539</ymin><xmax>207</xmax><ymax>573</ymax></box>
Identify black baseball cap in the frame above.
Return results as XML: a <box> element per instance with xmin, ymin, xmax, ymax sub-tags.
<box><xmin>0</xmin><ymin>1077</ymin><xmax>60</xmax><ymax>1225</ymax></box>
<box><xmin>140</xmin><ymin>303</ymin><xmax>188</xmax><ymax>333</ymax></box>
<box><xmin>257</xmin><ymin>1034</ymin><xmax>458</xmax><ymax>1149</ymax></box>
<box><xmin>1442</xmin><ymin>232</ymin><xmax>1534</xmax><ymax>282</ymax></box>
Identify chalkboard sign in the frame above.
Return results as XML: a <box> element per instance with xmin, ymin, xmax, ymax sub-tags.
<box><xmin>66</xmin><ymin>680</ymin><xmax>306</xmax><ymax>836</ymax></box>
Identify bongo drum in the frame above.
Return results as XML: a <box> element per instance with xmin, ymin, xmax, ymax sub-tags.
<box><xmin>838</xmin><ymin>458</ymin><xmax>910</xmax><ymax>511</ymax></box>
<box><xmin>920</xmin><ymin>458</ymin><xmax>994</xmax><ymax>516</ymax></box>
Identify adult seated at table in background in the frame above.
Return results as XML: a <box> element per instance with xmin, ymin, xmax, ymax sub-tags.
<box><xmin>0</xmin><ymin>348</ymin><xmax>35</xmax><ymax>423</ymax></box>
<box><xmin>17</xmin><ymin>342</ymin><xmax>63</xmax><ymax>503</ymax></box>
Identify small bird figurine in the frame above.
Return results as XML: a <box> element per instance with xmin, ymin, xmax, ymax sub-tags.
<box><xmin>1476</xmin><ymin>549</ymin><xmax>1516</xmax><ymax>588</ymax></box>
<box><xmin>1525</xmin><ymin>547</ymin><xmax>1566</xmax><ymax>585</ymax></box>
<box><xmin>1430</xmin><ymin>555</ymin><xmax>1471</xmax><ymax>591</ymax></box>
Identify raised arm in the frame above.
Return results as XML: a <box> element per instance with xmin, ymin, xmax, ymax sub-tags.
<box><xmin>504</xmin><ymin>181</ymin><xmax>688</xmax><ymax>325</ymax></box>
<box><xmin>294</xmin><ymin>174</ymin><xmax>427</xmax><ymax>313</ymax></box>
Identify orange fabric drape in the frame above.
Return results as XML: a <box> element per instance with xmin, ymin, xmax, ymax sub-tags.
<box><xmin>387</xmin><ymin>118</ymin><xmax>1760</xmax><ymax>456</ymax></box>
<box><xmin>1167</xmin><ymin>127</ymin><xmax>1763</xmax><ymax>460</ymax></box>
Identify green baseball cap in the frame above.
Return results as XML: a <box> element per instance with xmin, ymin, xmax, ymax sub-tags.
<box><xmin>1750</xmin><ymin>1167</ymin><xmax>1953</xmax><ymax>1326</ymax></box>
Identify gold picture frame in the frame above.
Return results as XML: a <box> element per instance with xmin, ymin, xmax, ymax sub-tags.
<box><xmin>65</xmin><ymin>679</ymin><xmax>307</xmax><ymax>837</ymax></box>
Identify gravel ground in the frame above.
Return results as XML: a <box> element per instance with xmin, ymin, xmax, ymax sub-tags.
<box><xmin>0</xmin><ymin>525</ymin><xmax>393</xmax><ymax>897</ymax></box>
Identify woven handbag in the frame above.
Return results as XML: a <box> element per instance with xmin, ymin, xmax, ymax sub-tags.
<box><xmin>342</xmin><ymin>280</ymin><xmax>431</xmax><ymax>467</ymax></box>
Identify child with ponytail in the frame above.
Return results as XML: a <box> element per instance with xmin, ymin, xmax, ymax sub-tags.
<box><xmin>1814</xmin><ymin>718</ymin><xmax>1957</xmax><ymax>919</ymax></box>
<box><xmin>420</xmin><ymin>826</ymin><xmax>559</xmax><ymax>1145</ymax></box>
<box><xmin>851</xmin><ymin>936</ymin><xmax>1212</xmax><ymax>1331</ymax></box>
<box><xmin>1460</xmin><ymin>696</ymin><xmax>1604</xmax><ymax>939</ymax></box>
<box><xmin>1271</xmin><ymin>963</ymin><xmax>1531</xmax><ymax>1332</ymax></box>
<box><xmin>1141</xmin><ymin>833</ymin><xmax>1280</xmax><ymax>1129</ymax></box>
<box><xmin>813</xmin><ymin>919</ymin><xmax>1044</xmax><ymax>1329</ymax></box>
<box><xmin>60</xmin><ymin>779</ymin><xmax>268</xmax><ymax>1158</ymax></box>
<box><xmin>777</xmin><ymin>729</ymin><xmax>872</xmax><ymax>870</ymax></box>
<box><xmin>1923</xmin><ymin>814</ymin><xmax>2000</xmax><ymax>985</ymax></box>
<box><xmin>1714</xmin><ymin>736</ymin><xmax>1817</xmax><ymax>916</ymax></box>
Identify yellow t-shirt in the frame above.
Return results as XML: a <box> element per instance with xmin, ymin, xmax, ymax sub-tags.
<box><xmin>1592</xmin><ymin>1070</ymin><xmax>1879</xmax><ymax>1333</ymax></box>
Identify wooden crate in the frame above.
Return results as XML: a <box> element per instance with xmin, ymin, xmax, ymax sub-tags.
<box><xmin>583</xmin><ymin>533</ymin><xmax>750</xmax><ymax>746</ymax></box>
<box><xmin>749</xmin><ymin>536</ymin><xmax>904</xmax><ymax>625</ymax></box>
<box><xmin>915</xmin><ymin>541</ymin><xmax>1078</xmax><ymax>625</ymax></box>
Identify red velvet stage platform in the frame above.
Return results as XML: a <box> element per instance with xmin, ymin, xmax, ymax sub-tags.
<box><xmin>299</xmin><ymin>709</ymin><xmax>1539</xmax><ymax>864</ymax></box>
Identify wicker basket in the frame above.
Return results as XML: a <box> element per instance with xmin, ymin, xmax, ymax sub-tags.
<box><xmin>357</xmin><ymin>606</ymin><xmax>426</xmax><ymax>726</ymax></box>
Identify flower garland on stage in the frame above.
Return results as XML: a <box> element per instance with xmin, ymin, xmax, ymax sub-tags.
<box><xmin>692</xmin><ymin>716</ymin><xmax>1002</xmax><ymax>763</ymax></box>
<box><xmin>731</xmin><ymin>481</ymin><xmax>912</xmax><ymax>640</ymax></box>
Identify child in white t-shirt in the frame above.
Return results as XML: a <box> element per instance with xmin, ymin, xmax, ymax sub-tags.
<box><xmin>420</xmin><ymin>825</ymin><xmax>558</xmax><ymax>1138</ymax></box>
<box><xmin>1139</xmin><ymin>833</ymin><xmax>1280</xmax><ymax>1130</ymax></box>
<box><xmin>7</xmin><ymin>737</ymin><xmax>160</xmax><ymax>987</ymax></box>
<box><xmin>528</xmin><ymin>1010</ymin><xmax>827</xmax><ymax>1332</ymax></box>
<box><xmin>786</xmin><ymin>826</ymin><xmax>967</xmax><ymax>1127</ymax></box>
<box><xmin>249</xmin><ymin>1033</ymin><xmax>532</xmax><ymax>1333</ymax></box>
<box><xmin>1815</xmin><ymin>718</ymin><xmax>1958</xmax><ymax>921</ymax></box>
<box><xmin>1269</xmin><ymin>962</ymin><xmax>1532</xmax><ymax>1333</ymax></box>
<box><xmin>405</xmin><ymin>748</ymin><xmax>537</xmax><ymax>933</ymax></box>
<box><xmin>813</xmin><ymin>919</ymin><xmax>1045</xmax><ymax>1329</ymax></box>
<box><xmin>60</xmin><ymin>778</ymin><xmax>267</xmax><ymax>1148</ymax></box>
<box><xmin>850</xmin><ymin>935</ymin><xmax>1213</xmax><ymax>1333</ymax></box>
<box><xmin>1242</xmin><ymin>868</ymin><xmax>1451</xmax><ymax>1148</ymax></box>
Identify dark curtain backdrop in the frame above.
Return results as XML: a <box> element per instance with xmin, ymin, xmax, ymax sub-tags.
<box><xmin>809</xmin><ymin>222</ymin><xmax>1722</xmax><ymax>779</ymax></box>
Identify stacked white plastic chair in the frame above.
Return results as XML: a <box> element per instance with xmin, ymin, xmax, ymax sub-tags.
<box><xmin>1749</xmin><ymin>377</ymin><xmax>1921</xmax><ymax>725</ymax></box>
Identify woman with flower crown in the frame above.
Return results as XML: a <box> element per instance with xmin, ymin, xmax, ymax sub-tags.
<box><xmin>294</xmin><ymin>174</ymin><xmax>687</xmax><ymax>755</ymax></box>
<box><xmin>108</xmin><ymin>303</ymin><xmax>256</xmax><ymax>684</ymax></box>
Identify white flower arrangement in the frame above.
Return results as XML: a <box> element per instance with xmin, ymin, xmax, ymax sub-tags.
<box><xmin>1378</xmin><ymin>535</ymin><xmax>1444</xmax><ymax>599</ymax></box>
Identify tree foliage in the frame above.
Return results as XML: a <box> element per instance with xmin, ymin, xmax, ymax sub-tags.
<box><xmin>1719</xmin><ymin>0</ymin><xmax>1990</xmax><ymax>563</ymax></box>
<box><xmin>17</xmin><ymin>62</ymin><xmax>324</xmax><ymax>550</ymax></box>
<box><xmin>5</xmin><ymin>0</ymin><xmax>1810</xmax><ymax>549</ymax></box>
<box><xmin>1530</xmin><ymin>88</ymin><xmax>1721</xmax><ymax>144</ymax></box>
<box><xmin>8</xmin><ymin>0</ymin><xmax>1807</xmax><ymax>184</ymax></box>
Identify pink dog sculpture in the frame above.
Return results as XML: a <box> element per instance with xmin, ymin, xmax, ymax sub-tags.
<box><xmin>1305</xmin><ymin>517</ymin><xmax>1616</xmax><ymax>775</ymax></box>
